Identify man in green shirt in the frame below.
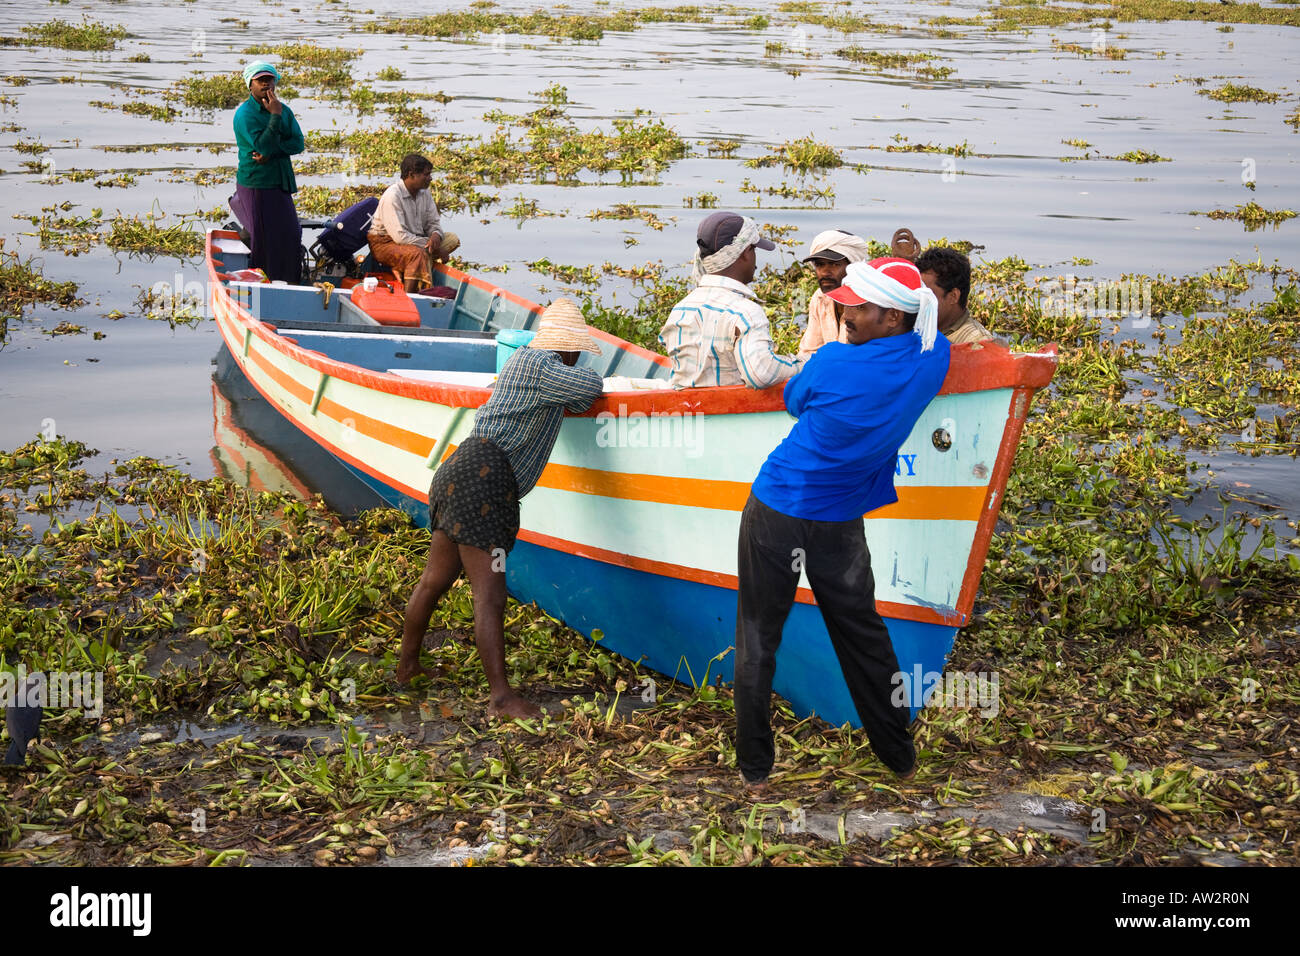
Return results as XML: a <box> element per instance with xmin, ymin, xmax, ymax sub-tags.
<box><xmin>232</xmin><ymin>61</ymin><xmax>305</xmax><ymax>283</ymax></box>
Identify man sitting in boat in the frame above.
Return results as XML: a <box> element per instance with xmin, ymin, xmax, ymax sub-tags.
<box><xmin>733</xmin><ymin>257</ymin><xmax>950</xmax><ymax>789</ymax></box>
<box><xmin>796</xmin><ymin>229</ymin><xmax>872</xmax><ymax>359</ymax></box>
<box><xmin>232</xmin><ymin>60</ymin><xmax>305</xmax><ymax>284</ymax></box>
<box><xmin>659</xmin><ymin>212</ymin><xmax>802</xmax><ymax>389</ymax></box>
<box><xmin>397</xmin><ymin>299</ymin><xmax>603</xmax><ymax>720</ymax></box>
<box><xmin>367</xmin><ymin>153</ymin><xmax>462</xmax><ymax>294</ymax></box>
<box><xmin>916</xmin><ymin>246</ymin><xmax>995</xmax><ymax>345</ymax></box>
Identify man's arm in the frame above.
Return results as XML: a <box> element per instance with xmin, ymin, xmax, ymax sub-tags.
<box><xmin>391</xmin><ymin>193</ymin><xmax>431</xmax><ymax>247</ymax></box>
<box><xmin>734</xmin><ymin>308</ymin><xmax>803</xmax><ymax>390</ymax></box>
<box><xmin>424</xmin><ymin>194</ymin><xmax>443</xmax><ymax>245</ymax></box>
<box><xmin>374</xmin><ymin>188</ymin><xmax>425</xmax><ymax>246</ymax></box>
<box><xmin>234</xmin><ymin>104</ymin><xmax>283</xmax><ymax>160</ymax></box>
<box><xmin>539</xmin><ymin>359</ymin><xmax>604</xmax><ymax>413</ymax></box>
<box><xmin>277</xmin><ymin>104</ymin><xmax>305</xmax><ymax>156</ymax></box>
<box><xmin>782</xmin><ymin>352</ymin><xmax>815</xmax><ymax>417</ymax></box>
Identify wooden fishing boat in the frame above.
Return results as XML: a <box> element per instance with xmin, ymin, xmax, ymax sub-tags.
<box><xmin>206</xmin><ymin>229</ymin><xmax>1057</xmax><ymax>725</ymax></box>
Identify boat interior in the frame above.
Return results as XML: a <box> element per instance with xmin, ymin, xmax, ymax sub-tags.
<box><xmin>211</xmin><ymin>233</ymin><xmax>671</xmax><ymax>389</ymax></box>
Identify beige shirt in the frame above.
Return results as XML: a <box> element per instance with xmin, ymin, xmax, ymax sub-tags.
<box><xmin>371</xmin><ymin>178</ymin><xmax>442</xmax><ymax>247</ymax></box>
<box><xmin>797</xmin><ymin>290</ymin><xmax>847</xmax><ymax>359</ymax></box>
<box><xmin>945</xmin><ymin>312</ymin><xmax>995</xmax><ymax>346</ymax></box>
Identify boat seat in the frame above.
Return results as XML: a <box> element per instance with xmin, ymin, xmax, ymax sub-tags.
<box><xmin>213</xmin><ymin>237</ymin><xmax>251</xmax><ymax>255</ymax></box>
<box><xmin>388</xmin><ymin>369</ymin><xmax>498</xmax><ymax>387</ymax></box>
<box><xmin>601</xmin><ymin>376</ymin><xmax>673</xmax><ymax>392</ymax></box>
<box><xmin>387</xmin><ymin>370</ymin><xmax>674</xmax><ymax>394</ymax></box>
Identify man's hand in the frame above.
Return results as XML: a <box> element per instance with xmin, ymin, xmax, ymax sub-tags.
<box><xmin>251</xmin><ymin>151</ymin><xmax>267</xmax><ymax>164</ymax></box>
<box><xmin>264</xmin><ymin>88</ymin><xmax>283</xmax><ymax>116</ymax></box>
<box><xmin>890</xmin><ymin>227</ymin><xmax>920</xmax><ymax>261</ymax></box>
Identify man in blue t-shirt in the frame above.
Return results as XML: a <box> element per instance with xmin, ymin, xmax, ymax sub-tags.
<box><xmin>735</xmin><ymin>257</ymin><xmax>951</xmax><ymax>789</ymax></box>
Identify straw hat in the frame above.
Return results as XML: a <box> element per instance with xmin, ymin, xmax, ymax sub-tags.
<box><xmin>526</xmin><ymin>298</ymin><xmax>602</xmax><ymax>354</ymax></box>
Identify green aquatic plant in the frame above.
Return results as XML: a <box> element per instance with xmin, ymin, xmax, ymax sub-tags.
<box><xmin>1190</xmin><ymin>202</ymin><xmax>1297</xmax><ymax>231</ymax></box>
<box><xmin>915</xmin><ymin>65</ymin><xmax>956</xmax><ymax>80</ymax></box>
<box><xmin>1198</xmin><ymin>83</ymin><xmax>1281</xmax><ymax>104</ymax></box>
<box><xmin>364</xmin><ymin>8</ymin><xmax>702</xmax><ymax>41</ymax></box>
<box><xmin>20</xmin><ymin>18</ymin><xmax>128</xmax><ymax>51</ymax></box>
<box><xmin>1114</xmin><ymin>149</ymin><xmax>1169</xmax><ymax>163</ymax></box>
<box><xmin>738</xmin><ymin>177</ymin><xmax>834</xmax><ymax>207</ymax></box>
<box><xmin>926</xmin><ymin>0</ymin><xmax>1300</xmax><ymax>29</ymax></box>
<box><xmin>244</xmin><ymin>42</ymin><xmax>358</xmax><ymax>70</ymax></box>
<box><xmin>586</xmin><ymin>203</ymin><xmax>667</xmax><ymax>230</ymax></box>
<box><xmin>527</xmin><ymin>259</ymin><xmax>601</xmax><ymax>286</ymax></box>
<box><xmin>1053</xmin><ymin>41</ymin><xmax>1127</xmax><ymax>60</ymax></box>
<box><xmin>881</xmin><ymin>136</ymin><xmax>973</xmax><ymax>157</ymax></box>
<box><xmin>683</xmin><ymin>192</ymin><xmax>718</xmax><ymax>209</ymax></box>
<box><xmin>0</xmin><ymin>241</ymin><xmax>83</xmax><ymax>322</ymax></box>
<box><xmin>106</xmin><ymin>209</ymin><xmax>203</xmax><ymax>258</ymax></box>
<box><xmin>745</xmin><ymin>135</ymin><xmax>842</xmax><ymax>172</ymax></box>
<box><xmin>835</xmin><ymin>48</ymin><xmax>936</xmax><ymax>70</ymax></box>
<box><xmin>173</xmin><ymin>73</ymin><xmax>250</xmax><ymax>110</ymax></box>
<box><xmin>88</xmin><ymin>99</ymin><xmax>180</xmax><ymax>123</ymax></box>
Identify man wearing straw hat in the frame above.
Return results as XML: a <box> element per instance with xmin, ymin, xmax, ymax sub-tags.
<box><xmin>232</xmin><ymin>60</ymin><xmax>305</xmax><ymax>283</ymax></box>
<box><xmin>660</xmin><ymin>212</ymin><xmax>802</xmax><ymax>389</ymax></box>
<box><xmin>397</xmin><ymin>299</ymin><xmax>605</xmax><ymax>720</ymax></box>
<box><xmin>733</xmin><ymin>257</ymin><xmax>951</xmax><ymax>789</ymax></box>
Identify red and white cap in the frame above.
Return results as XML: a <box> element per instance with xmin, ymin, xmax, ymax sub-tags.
<box><xmin>826</xmin><ymin>256</ymin><xmax>939</xmax><ymax>351</ymax></box>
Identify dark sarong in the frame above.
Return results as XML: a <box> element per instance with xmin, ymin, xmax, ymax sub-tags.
<box><xmin>428</xmin><ymin>438</ymin><xmax>520</xmax><ymax>554</ymax></box>
<box><xmin>235</xmin><ymin>183</ymin><xmax>302</xmax><ymax>284</ymax></box>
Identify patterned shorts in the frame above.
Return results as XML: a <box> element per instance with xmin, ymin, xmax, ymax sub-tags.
<box><xmin>428</xmin><ymin>438</ymin><xmax>520</xmax><ymax>554</ymax></box>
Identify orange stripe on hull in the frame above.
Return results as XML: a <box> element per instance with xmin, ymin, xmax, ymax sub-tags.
<box><xmin>535</xmin><ymin>462</ymin><xmax>986</xmax><ymax>521</ymax></box>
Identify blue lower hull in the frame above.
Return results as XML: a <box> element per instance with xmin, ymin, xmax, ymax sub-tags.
<box><xmin>347</xmin><ymin>462</ymin><xmax>955</xmax><ymax>726</ymax></box>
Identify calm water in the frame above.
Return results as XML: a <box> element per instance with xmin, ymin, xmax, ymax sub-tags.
<box><xmin>1</xmin><ymin>0</ymin><xmax>1296</xmax><ymax>526</ymax></box>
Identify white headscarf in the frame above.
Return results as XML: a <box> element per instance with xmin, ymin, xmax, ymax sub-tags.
<box><xmin>692</xmin><ymin>216</ymin><xmax>762</xmax><ymax>283</ymax></box>
<box><xmin>840</xmin><ymin>259</ymin><xmax>940</xmax><ymax>352</ymax></box>
<box><xmin>804</xmin><ymin>229</ymin><xmax>871</xmax><ymax>265</ymax></box>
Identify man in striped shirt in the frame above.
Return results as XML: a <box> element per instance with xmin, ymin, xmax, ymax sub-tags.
<box><xmin>659</xmin><ymin>212</ymin><xmax>803</xmax><ymax>389</ymax></box>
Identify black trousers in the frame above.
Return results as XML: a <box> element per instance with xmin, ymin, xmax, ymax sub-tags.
<box><xmin>734</xmin><ymin>493</ymin><xmax>914</xmax><ymax>781</ymax></box>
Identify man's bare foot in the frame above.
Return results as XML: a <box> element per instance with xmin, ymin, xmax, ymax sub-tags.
<box><xmin>741</xmin><ymin>774</ymin><xmax>770</xmax><ymax>796</ymax></box>
<box><xmin>487</xmin><ymin>693</ymin><xmax>543</xmax><ymax>720</ymax></box>
<box><xmin>891</xmin><ymin>227</ymin><xmax>921</xmax><ymax>261</ymax></box>
<box><xmin>395</xmin><ymin>660</ymin><xmax>438</xmax><ymax>684</ymax></box>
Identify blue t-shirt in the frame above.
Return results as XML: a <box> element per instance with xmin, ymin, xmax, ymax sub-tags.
<box><xmin>751</xmin><ymin>332</ymin><xmax>950</xmax><ymax>522</ymax></box>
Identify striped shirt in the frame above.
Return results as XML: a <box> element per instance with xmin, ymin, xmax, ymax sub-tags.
<box><xmin>659</xmin><ymin>275</ymin><xmax>803</xmax><ymax>389</ymax></box>
<box><xmin>945</xmin><ymin>312</ymin><xmax>997</xmax><ymax>346</ymax></box>
<box><xmin>469</xmin><ymin>347</ymin><xmax>604</xmax><ymax>497</ymax></box>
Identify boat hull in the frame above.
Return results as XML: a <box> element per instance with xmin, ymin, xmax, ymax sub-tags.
<box><xmin>206</xmin><ymin>230</ymin><xmax>1056</xmax><ymax>726</ymax></box>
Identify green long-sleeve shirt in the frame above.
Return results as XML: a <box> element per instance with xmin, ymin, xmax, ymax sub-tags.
<box><xmin>233</xmin><ymin>95</ymin><xmax>305</xmax><ymax>192</ymax></box>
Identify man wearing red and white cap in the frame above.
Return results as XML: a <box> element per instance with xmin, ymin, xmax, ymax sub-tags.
<box><xmin>734</xmin><ymin>257</ymin><xmax>950</xmax><ymax>788</ymax></box>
